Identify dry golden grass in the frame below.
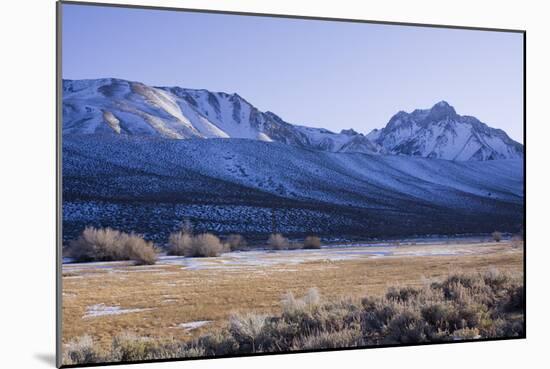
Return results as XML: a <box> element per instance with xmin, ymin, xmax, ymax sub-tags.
<box><xmin>62</xmin><ymin>241</ymin><xmax>523</xmax><ymax>351</ymax></box>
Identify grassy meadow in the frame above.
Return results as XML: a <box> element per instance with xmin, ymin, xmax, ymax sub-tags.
<box><xmin>61</xmin><ymin>239</ymin><xmax>524</xmax><ymax>365</ymax></box>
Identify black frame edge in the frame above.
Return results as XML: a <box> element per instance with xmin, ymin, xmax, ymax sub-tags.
<box><xmin>522</xmin><ymin>30</ymin><xmax>526</xmax><ymax>339</ymax></box>
<box><xmin>56</xmin><ymin>1</ymin><xmax>64</xmax><ymax>367</ymax></box>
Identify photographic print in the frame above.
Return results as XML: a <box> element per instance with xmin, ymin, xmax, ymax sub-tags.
<box><xmin>58</xmin><ymin>2</ymin><xmax>525</xmax><ymax>366</ymax></box>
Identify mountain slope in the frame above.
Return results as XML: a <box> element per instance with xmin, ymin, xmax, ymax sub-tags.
<box><xmin>62</xmin><ymin>134</ymin><xmax>524</xmax><ymax>242</ymax></box>
<box><xmin>62</xmin><ymin>78</ymin><xmax>384</xmax><ymax>155</ymax></box>
<box><xmin>367</xmin><ymin>101</ymin><xmax>523</xmax><ymax>161</ymax></box>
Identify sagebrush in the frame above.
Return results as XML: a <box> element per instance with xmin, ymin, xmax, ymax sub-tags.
<box><xmin>64</xmin><ymin>271</ymin><xmax>524</xmax><ymax>365</ymax></box>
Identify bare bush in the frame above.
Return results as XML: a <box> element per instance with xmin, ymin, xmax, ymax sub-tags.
<box><xmin>492</xmin><ymin>231</ymin><xmax>503</xmax><ymax>242</ymax></box>
<box><xmin>168</xmin><ymin>232</ymin><xmax>227</xmax><ymax>257</ymax></box>
<box><xmin>112</xmin><ymin>333</ymin><xmax>157</xmax><ymax>362</ymax></box>
<box><xmin>67</xmin><ymin>227</ymin><xmax>157</xmax><ymax>264</ymax></box>
<box><xmin>167</xmin><ymin>231</ymin><xmax>193</xmax><ymax>256</ymax></box>
<box><xmin>125</xmin><ymin>236</ymin><xmax>157</xmax><ymax>265</ymax></box>
<box><xmin>67</xmin><ymin>227</ymin><xmax>126</xmax><ymax>261</ymax></box>
<box><xmin>303</xmin><ymin>236</ymin><xmax>321</xmax><ymax>249</ymax></box>
<box><xmin>63</xmin><ymin>335</ymin><xmax>102</xmax><ymax>365</ymax></box>
<box><xmin>385</xmin><ymin>286</ymin><xmax>420</xmax><ymax>302</ymax></box>
<box><xmin>112</xmin><ymin>332</ymin><xmax>199</xmax><ymax>361</ymax></box>
<box><xmin>191</xmin><ymin>233</ymin><xmax>226</xmax><ymax>257</ymax></box>
<box><xmin>196</xmin><ymin>332</ymin><xmax>238</xmax><ymax>356</ymax></box>
<box><xmin>193</xmin><ymin>233</ymin><xmax>227</xmax><ymax>257</ymax></box>
<box><xmin>384</xmin><ymin>310</ymin><xmax>429</xmax><ymax>344</ymax></box>
<box><xmin>281</xmin><ymin>288</ymin><xmax>321</xmax><ymax>316</ymax></box>
<box><xmin>226</xmin><ymin>234</ymin><xmax>247</xmax><ymax>251</ymax></box>
<box><xmin>229</xmin><ymin>313</ymin><xmax>268</xmax><ymax>353</ymax></box>
<box><xmin>268</xmin><ymin>234</ymin><xmax>289</xmax><ymax>250</ymax></box>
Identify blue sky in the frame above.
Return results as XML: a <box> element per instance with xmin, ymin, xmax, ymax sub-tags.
<box><xmin>62</xmin><ymin>4</ymin><xmax>524</xmax><ymax>142</ymax></box>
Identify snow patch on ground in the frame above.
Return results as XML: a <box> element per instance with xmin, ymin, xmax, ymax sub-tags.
<box><xmin>156</xmin><ymin>243</ymin><xmax>481</xmax><ymax>271</ymax></box>
<box><xmin>178</xmin><ymin>320</ymin><xmax>211</xmax><ymax>331</ymax></box>
<box><xmin>83</xmin><ymin>304</ymin><xmax>152</xmax><ymax>319</ymax></box>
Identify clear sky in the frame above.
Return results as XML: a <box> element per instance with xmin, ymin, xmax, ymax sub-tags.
<box><xmin>62</xmin><ymin>3</ymin><xmax>524</xmax><ymax>142</ymax></box>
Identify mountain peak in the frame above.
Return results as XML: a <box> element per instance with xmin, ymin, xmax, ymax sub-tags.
<box><xmin>370</xmin><ymin>101</ymin><xmax>523</xmax><ymax>161</ymax></box>
<box><xmin>432</xmin><ymin>100</ymin><xmax>452</xmax><ymax>108</ymax></box>
<box><xmin>426</xmin><ymin>100</ymin><xmax>457</xmax><ymax>120</ymax></box>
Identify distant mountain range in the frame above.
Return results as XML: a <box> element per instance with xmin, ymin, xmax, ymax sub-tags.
<box><xmin>62</xmin><ymin>78</ymin><xmax>523</xmax><ymax>161</ymax></box>
<box><xmin>61</xmin><ymin>78</ymin><xmax>524</xmax><ymax>239</ymax></box>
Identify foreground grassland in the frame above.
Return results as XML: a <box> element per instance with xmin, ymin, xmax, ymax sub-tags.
<box><xmin>62</xmin><ymin>240</ymin><xmax>523</xmax><ymax>364</ymax></box>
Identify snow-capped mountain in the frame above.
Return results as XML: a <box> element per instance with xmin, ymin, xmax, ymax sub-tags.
<box><xmin>367</xmin><ymin>101</ymin><xmax>523</xmax><ymax>161</ymax></box>
<box><xmin>62</xmin><ymin>79</ymin><xmax>525</xmax><ymax>240</ymax></box>
<box><xmin>63</xmin><ymin>79</ymin><xmax>523</xmax><ymax>161</ymax></box>
<box><xmin>62</xmin><ymin>78</ymin><xmax>384</xmax><ymax>155</ymax></box>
